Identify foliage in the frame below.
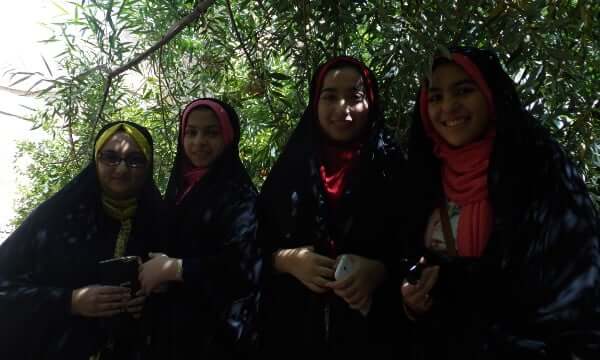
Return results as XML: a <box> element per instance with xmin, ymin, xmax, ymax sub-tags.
<box><xmin>7</xmin><ymin>0</ymin><xmax>600</xmax><ymax>226</ymax></box>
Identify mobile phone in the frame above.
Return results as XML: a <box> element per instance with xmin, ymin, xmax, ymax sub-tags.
<box><xmin>98</xmin><ymin>256</ymin><xmax>140</xmax><ymax>294</ymax></box>
<box><xmin>334</xmin><ymin>254</ymin><xmax>353</xmax><ymax>280</ymax></box>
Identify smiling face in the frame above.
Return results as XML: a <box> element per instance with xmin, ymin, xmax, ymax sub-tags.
<box><xmin>96</xmin><ymin>131</ymin><xmax>148</xmax><ymax>199</ymax></box>
<box><xmin>427</xmin><ymin>62</ymin><xmax>491</xmax><ymax>147</ymax></box>
<box><xmin>183</xmin><ymin>108</ymin><xmax>226</xmax><ymax>168</ymax></box>
<box><xmin>317</xmin><ymin>66</ymin><xmax>370</xmax><ymax>143</ymax></box>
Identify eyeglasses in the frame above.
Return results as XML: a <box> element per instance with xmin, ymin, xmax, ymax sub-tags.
<box><xmin>98</xmin><ymin>151</ymin><xmax>147</xmax><ymax>168</ymax></box>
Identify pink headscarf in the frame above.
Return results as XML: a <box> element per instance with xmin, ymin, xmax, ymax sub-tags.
<box><xmin>419</xmin><ymin>53</ymin><xmax>496</xmax><ymax>257</ymax></box>
<box><xmin>176</xmin><ymin>99</ymin><xmax>234</xmax><ymax>205</ymax></box>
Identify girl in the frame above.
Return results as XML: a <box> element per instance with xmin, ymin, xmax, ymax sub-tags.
<box><xmin>0</xmin><ymin>121</ymin><xmax>164</xmax><ymax>359</ymax></box>
<box><xmin>258</xmin><ymin>56</ymin><xmax>406</xmax><ymax>356</ymax></box>
<box><xmin>139</xmin><ymin>98</ymin><xmax>261</xmax><ymax>358</ymax></box>
<box><xmin>402</xmin><ymin>46</ymin><xmax>600</xmax><ymax>359</ymax></box>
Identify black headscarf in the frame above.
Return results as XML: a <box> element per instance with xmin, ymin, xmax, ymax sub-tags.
<box><xmin>259</xmin><ymin>55</ymin><xmax>404</xmax><ymax>257</ymax></box>
<box><xmin>406</xmin><ymin>46</ymin><xmax>600</xmax><ymax>359</ymax></box>
<box><xmin>165</xmin><ymin>97</ymin><xmax>254</xmax><ymax>205</ymax></box>
<box><xmin>0</xmin><ymin>121</ymin><xmax>163</xmax><ymax>359</ymax></box>
<box><xmin>257</xmin><ymin>56</ymin><xmax>407</xmax><ymax>356</ymax></box>
<box><xmin>158</xmin><ymin>98</ymin><xmax>260</xmax><ymax>358</ymax></box>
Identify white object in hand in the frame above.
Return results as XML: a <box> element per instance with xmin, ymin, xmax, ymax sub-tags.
<box><xmin>334</xmin><ymin>254</ymin><xmax>372</xmax><ymax>317</ymax></box>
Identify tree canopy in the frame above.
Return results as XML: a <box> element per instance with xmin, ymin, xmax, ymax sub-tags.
<box><xmin>7</xmin><ymin>0</ymin><xmax>599</xmax><ymax>226</ymax></box>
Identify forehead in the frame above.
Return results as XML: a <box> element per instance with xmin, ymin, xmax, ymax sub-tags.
<box><xmin>321</xmin><ymin>66</ymin><xmax>364</xmax><ymax>89</ymax></box>
<box><xmin>186</xmin><ymin>108</ymin><xmax>219</xmax><ymax>127</ymax></box>
<box><xmin>429</xmin><ymin>62</ymin><xmax>471</xmax><ymax>88</ymax></box>
<box><xmin>100</xmin><ymin>131</ymin><xmax>141</xmax><ymax>152</ymax></box>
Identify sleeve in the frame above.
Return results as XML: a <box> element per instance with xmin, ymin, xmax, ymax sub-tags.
<box><xmin>0</xmin><ymin>208</ymin><xmax>74</xmax><ymax>355</ymax></box>
<box><xmin>491</xmin><ymin>141</ymin><xmax>600</xmax><ymax>358</ymax></box>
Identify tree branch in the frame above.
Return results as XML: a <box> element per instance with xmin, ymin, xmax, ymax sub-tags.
<box><xmin>225</xmin><ymin>0</ymin><xmax>277</xmax><ymax>118</ymax></box>
<box><xmin>92</xmin><ymin>0</ymin><xmax>216</xmax><ymax>131</ymax></box>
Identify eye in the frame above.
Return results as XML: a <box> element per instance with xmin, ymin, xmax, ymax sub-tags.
<box><xmin>320</xmin><ymin>93</ymin><xmax>337</xmax><ymax>102</ymax></box>
<box><xmin>100</xmin><ymin>151</ymin><xmax>120</xmax><ymax>164</ymax></box>
<box><xmin>185</xmin><ymin>128</ymin><xmax>198</xmax><ymax>137</ymax></box>
<box><xmin>126</xmin><ymin>154</ymin><xmax>147</xmax><ymax>168</ymax></box>
<box><xmin>206</xmin><ymin>128</ymin><xmax>221</xmax><ymax>138</ymax></box>
<box><xmin>352</xmin><ymin>92</ymin><xmax>365</xmax><ymax>102</ymax></box>
<box><xmin>456</xmin><ymin>86</ymin><xmax>475</xmax><ymax>96</ymax></box>
<box><xmin>427</xmin><ymin>93</ymin><xmax>442</xmax><ymax>103</ymax></box>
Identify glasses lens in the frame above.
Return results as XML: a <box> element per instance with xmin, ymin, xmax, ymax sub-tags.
<box><xmin>125</xmin><ymin>155</ymin><xmax>147</xmax><ymax>168</ymax></box>
<box><xmin>100</xmin><ymin>151</ymin><xmax>121</xmax><ymax>166</ymax></box>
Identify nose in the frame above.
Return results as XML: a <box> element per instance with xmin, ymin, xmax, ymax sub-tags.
<box><xmin>191</xmin><ymin>134</ymin><xmax>207</xmax><ymax>146</ymax></box>
<box><xmin>441</xmin><ymin>95</ymin><xmax>459</xmax><ymax>113</ymax></box>
<box><xmin>336</xmin><ymin>99</ymin><xmax>353</xmax><ymax>122</ymax></box>
<box><xmin>114</xmin><ymin>160</ymin><xmax>128</xmax><ymax>173</ymax></box>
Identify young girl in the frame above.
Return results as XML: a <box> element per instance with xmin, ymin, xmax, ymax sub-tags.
<box><xmin>258</xmin><ymin>56</ymin><xmax>406</xmax><ymax>356</ymax></box>
<box><xmin>139</xmin><ymin>98</ymin><xmax>261</xmax><ymax>358</ymax></box>
<box><xmin>0</xmin><ymin>121</ymin><xmax>163</xmax><ymax>359</ymax></box>
<box><xmin>402</xmin><ymin>46</ymin><xmax>600</xmax><ymax>359</ymax></box>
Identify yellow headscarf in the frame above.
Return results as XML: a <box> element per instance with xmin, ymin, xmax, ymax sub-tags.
<box><xmin>95</xmin><ymin>123</ymin><xmax>152</xmax><ymax>162</ymax></box>
<box><xmin>95</xmin><ymin>122</ymin><xmax>152</xmax><ymax>258</ymax></box>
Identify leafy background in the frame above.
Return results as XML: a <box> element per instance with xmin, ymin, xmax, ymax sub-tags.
<box><xmin>6</xmin><ymin>0</ymin><xmax>599</xmax><ymax>226</ymax></box>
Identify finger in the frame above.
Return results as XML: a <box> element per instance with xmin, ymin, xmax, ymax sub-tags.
<box><xmin>334</xmin><ymin>285</ymin><xmax>359</xmax><ymax>302</ymax></box>
<box><xmin>401</xmin><ymin>282</ymin><xmax>420</xmax><ymax>297</ymax></box>
<box><xmin>127</xmin><ymin>305</ymin><xmax>144</xmax><ymax>314</ymax></box>
<box><xmin>315</xmin><ymin>255</ymin><xmax>336</xmax><ymax>268</ymax></box>
<box><xmin>303</xmin><ymin>280</ymin><xmax>328</xmax><ymax>294</ymax></box>
<box><xmin>313</xmin><ymin>275</ymin><xmax>332</xmax><ymax>288</ymax></box>
<box><xmin>92</xmin><ymin>309</ymin><xmax>122</xmax><ymax>318</ymax></box>
<box><xmin>317</xmin><ymin>266</ymin><xmax>335</xmax><ymax>279</ymax></box>
<box><xmin>135</xmin><ymin>289</ymin><xmax>145</xmax><ymax>297</ymax></box>
<box><xmin>97</xmin><ymin>301</ymin><xmax>124</xmax><ymax>312</ymax></box>
<box><xmin>99</xmin><ymin>293</ymin><xmax>130</xmax><ymax>303</ymax></box>
<box><xmin>326</xmin><ymin>274</ymin><xmax>354</xmax><ymax>289</ymax></box>
<box><xmin>99</xmin><ymin>286</ymin><xmax>130</xmax><ymax>295</ymax></box>
<box><xmin>345</xmin><ymin>288</ymin><xmax>363</xmax><ymax>305</ymax></box>
<box><xmin>349</xmin><ymin>296</ymin><xmax>368</xmax><ymax>310</ymax></box>
<box><xmin>127</xmin><ymin>296</ymin><xmax>146</xmax><ymax>307</ymax></box>
<box><xmin>420</xmin><ymin>266</ymin><xmax>440</xmax><ymax>293</ymax></box>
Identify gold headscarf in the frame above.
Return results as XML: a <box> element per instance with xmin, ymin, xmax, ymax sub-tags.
<box><xmin>95</xmin><ymin>122</ymin><xmax>151</xmax><ymax>258</ymax></box>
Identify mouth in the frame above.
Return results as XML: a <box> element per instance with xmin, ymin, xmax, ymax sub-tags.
<box><xmin>441</xmin><ymin>116</ymin><xmax>468</xmax><ymax>128</ymax></box>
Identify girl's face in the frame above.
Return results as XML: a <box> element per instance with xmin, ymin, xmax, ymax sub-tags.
<box><xmin>183</xmin><ymin>108</ymin><xmax>226</xmax><ymax>168</ymax></box>
<box><xmin>317</xmin><ymin>66</ymin><xmax>370</xmax><ymax>143</ymax></box>
<box><xmin>96</xmin><ymin>131</ymin><xmax>148</xmax><ymax>199</ymax></box>
<box><xmin>427</xmin><ymin>62</ymin><xmax>491</xmax><ymax>147</ymax></box>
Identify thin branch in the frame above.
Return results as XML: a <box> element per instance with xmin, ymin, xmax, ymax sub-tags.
<box><xmin>92</xmin><ymin>0</ymin><xmax>216</xmax><ymax>130</ymax></box>
<box><xmin>225</xmin><ymin>0</ymin><xmax>277</xmax><ymax>117</ymax></box>
<box><xmin>0</xmin><ymin>110</ymin><xmax>34</xmax><ymax>122</ymax></box>
<box><xmin>157</xmin><ymin>46</ymin><xmax>174</xmax><ymax>151</ymax></box>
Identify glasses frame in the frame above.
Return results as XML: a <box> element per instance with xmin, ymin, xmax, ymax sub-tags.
<box><xmin>97</xmin><ymin>150</ymin><xmax>147</xmax><ymax>169</ymax></box>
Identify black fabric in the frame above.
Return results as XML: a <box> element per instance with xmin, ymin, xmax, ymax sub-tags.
<box><xmin>405</xmin><ymin>47</ymin><xmax>600</xmax><ymax>360</ymax></box>
<box><xmin>0</xmin><ymin>121</ymin><xmax>165</xmax><ymax>360</ymax></box>
<box><xmin>152</xmin><ymin>98</ymin><xmax>261</xmax><ymax>359</ymax></box>
<box><xmin>257</xmin><ymin>57</ymin><xmax>408</xmax><ymax>356</ymax></box>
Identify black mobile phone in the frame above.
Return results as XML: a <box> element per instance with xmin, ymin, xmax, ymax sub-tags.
<box><xmin>98</xmin><ymin>256</ymin><xmax>140</xmax><ymax>294</ymax></box>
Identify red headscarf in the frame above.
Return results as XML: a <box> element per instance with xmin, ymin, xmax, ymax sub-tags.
<box><xmin>176</xmin><ymin>99</ymin><xmax>234</xmax><ymax>205</ymax></box>
<box><xmin>313</xmin><ymin>57</ymin><xmax>375</xmax><ymax>203</ymax></box>
<box><xmin>419</xmin><ymin>53</ymin><xmax>496</xmax><ymax>257</ymax></box>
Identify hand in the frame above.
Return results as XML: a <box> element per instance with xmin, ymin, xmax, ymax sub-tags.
<box><xmin>126</xmin><ymin>289</ymin><xmax>146</xmax><ymax>319</ymax></box>
<box><xmin>273</xmin><ymin>246</ymin><xmax>336</xmax><ymax>293</ymax></box>
<box><xmin>401</xmin><ymin>257</ymin><xmax>440</xmax><ymax>318</ymax></box>
<box><xmin>71</xmin><ymin>285</ymin><xmax>130</xmax><ymax>318</ymax></box>
<box><xmin>326</xmin><ymin>254</ymin><xmax>386</xmax><ymax>311</ymax></box>
<box><xmin>139</xmin><ymin>253</ymin><xmax>180</xmax><ymax>294</ymax></box>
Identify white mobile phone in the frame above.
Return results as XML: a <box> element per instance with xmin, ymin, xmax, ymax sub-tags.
<box><xmin>334</xmin><ymin>254</ymin><xmax>353</xmax><ymax>280</ymax></box>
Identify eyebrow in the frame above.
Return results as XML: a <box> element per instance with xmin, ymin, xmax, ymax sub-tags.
<box><xmin>429</xmin><ymin>79</ymin><xmax>476</xmax><ymax>91</ymax></box>
<box><xmin>321</xmin><ymin>86</ymin><xmax>365</xmax><ymax>94</ymax></box>
<box><xmin>186</xmin><ymin>123</ymin><xmax>220</xmax><ymax>130</ymax></box>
